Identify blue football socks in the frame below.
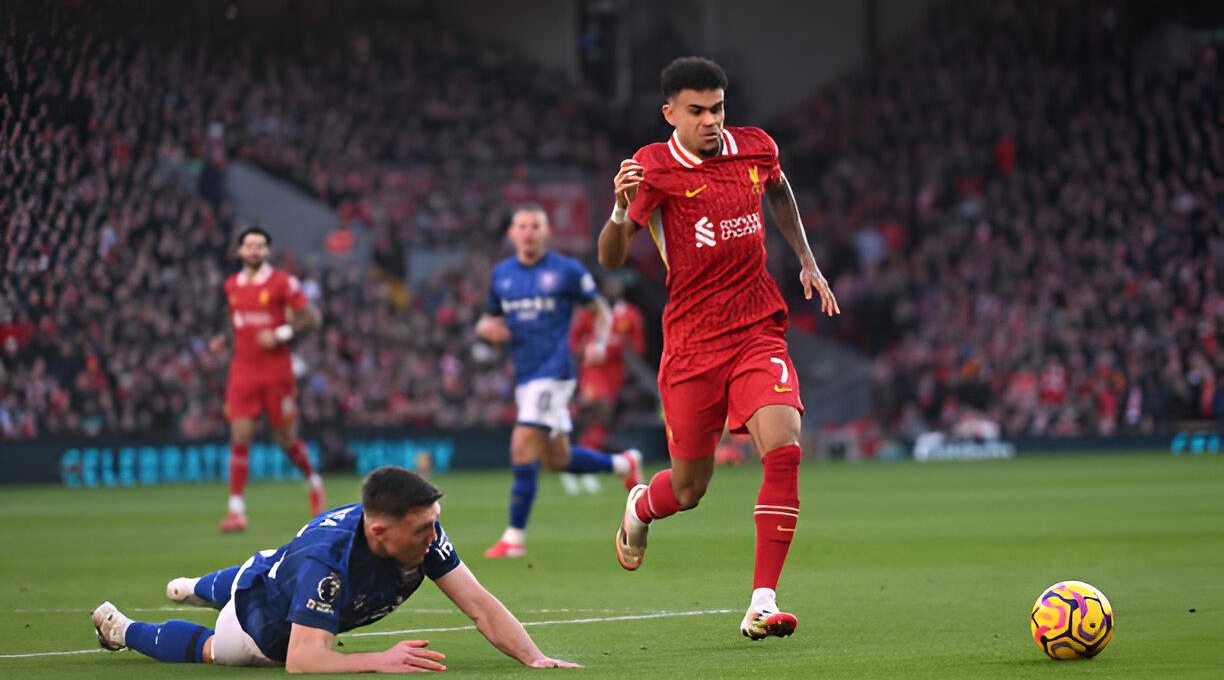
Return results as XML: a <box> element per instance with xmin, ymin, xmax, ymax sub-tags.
<box><xmin>195</xmin><ymin>565</ymin><xmax>241</xmax><ymax>607</ymax></box>
<box><xmin>509</xmin><ymin>462</ymin><xmax>540</xmax><ymax>529</ymax></box>
<box><xmin>126</xmin><ymin>620</ymin><xmax>211</xmax><ymax>663</ymax></box>
<box><xmin>566</xmin><ymin>446</ymin><xmax>615</xmax><ymax>473</ymax></box>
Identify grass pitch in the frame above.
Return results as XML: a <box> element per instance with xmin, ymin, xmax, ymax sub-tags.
<box><xmin>1</xmin><ymin>452</ymin><xmax>1221</xmax><ymax>678</ymax></box>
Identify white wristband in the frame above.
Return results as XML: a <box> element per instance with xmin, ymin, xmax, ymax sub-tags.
<box><xmin>610</xmin><ymin>204</ymin><xmax>628</xmax><ymax>225</ymax></box>
<box><xmin>273</xmin><ymin>324</ymin><xmax>294</xmax><ymax>343</ymax></box>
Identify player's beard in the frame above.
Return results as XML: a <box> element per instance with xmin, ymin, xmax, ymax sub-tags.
<box><xmin>697</xmin><ymin>131</ymin><xmax>723</xmax><ymax>158</ymax></box>
<box><xmin>242</xmin><ymin>255</ymin><xmax>266</xmax><ymax>271</ymax></box>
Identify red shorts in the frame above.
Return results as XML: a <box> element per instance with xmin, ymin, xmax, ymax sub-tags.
<box><xmin>579</xmin><ymin>376</ymin><xmax>625</xmax><ymax>403</ymax></box>
<box><xmin>225</xmin><ymin>373</ymin><xmax>297</xmax><ymax>426</ymax></box>
<box><xmin>659</xmin><ymin>323</ymin><xmax>803</xmax><ymax>461</ymax></box>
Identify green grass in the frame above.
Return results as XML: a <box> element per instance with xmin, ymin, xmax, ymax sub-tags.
<box><xmin>1</xmin><ymin>453</ymin><xmax>1222</xmax><ymax>678</ymax></box>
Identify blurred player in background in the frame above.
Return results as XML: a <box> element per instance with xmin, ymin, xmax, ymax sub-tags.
<box><xmin>210</xmin><ymin>226</ymin><xmax>325</xmax><ymax>532</ymax></box>
<box><xmin>476</xmin><ymin>205</ymin><xmax>642</xmax><ymax>558</ymax></box>
<box><xmin>598</xmin><ymin>57</ymin><xmax>840</xmax><ymax>640</ymax></box>
<box><xmin>92</xmin><ymin>466</ymin><xmax>581</xmax><ymax>672</ymax></box>
<box><xmin>562</xmin><ymin>274</ymin><xmax>646</xmax><ymax>494</ymax></box>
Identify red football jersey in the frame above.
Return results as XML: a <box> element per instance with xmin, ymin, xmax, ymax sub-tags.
<box><xmin>627</xmin><ymin>126</ymin><xmax>788</xmax><ymax>353</ymax></box>
<box><xmin>570</xmin><ymin>299</ymin><xmax>646</xmax><ymax>393</ymax></box>
<box><xmin>223</xmin><ymin>263</ymin><xmax>308</xmax><ymax>379</ymax></box>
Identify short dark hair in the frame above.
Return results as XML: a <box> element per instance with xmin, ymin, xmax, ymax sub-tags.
<box><xmin>661</xmin><ymin>56</ymin><xmax>728</xmax><ymax>100</ymax></box>
<box><xmin>361</xmin><ymin>466</ymin><xmax>443</xmax><ymax>517</ymax></box>
<box><xmin>237</xmin><ymin>225</ymin><xmax>272</xmax><ymax>247</ymax></box>
<box><xmin>503</xmin><ymin>203</ymin><xmax>549</xmax><ymax>234</ymax></box>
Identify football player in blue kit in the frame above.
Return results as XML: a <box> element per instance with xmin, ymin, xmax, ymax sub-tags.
<box><xmin>92</xmin><ymin>466</ymin><xmax>581</xmax><ymax>672</ymax></box>
<box><xmin>476</xmin><ymin>204</ymin><xmax>642</xmax><ymax>559</ymax></box>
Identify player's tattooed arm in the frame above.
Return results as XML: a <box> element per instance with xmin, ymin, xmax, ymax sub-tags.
<box><xmin>765</xmin><ymin>173</ymin><xmax>841</xmax><ymax>315</ymax></box>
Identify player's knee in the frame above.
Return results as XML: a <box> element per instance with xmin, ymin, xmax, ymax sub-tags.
<box><xmin>674</xmin><ymin>482</ymin><xmax>708</xmax><ymax>510</ymax></box>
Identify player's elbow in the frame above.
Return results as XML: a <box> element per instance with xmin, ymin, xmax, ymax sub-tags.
<box><xmin>598</xmin><ymin>248</ymin><xmax>626</xmax><ymax>270</ymax></box>
<box><xmin>284</xmin><ymin>655</ymin><xmax>312</xmax><ymax>674</ymax></box>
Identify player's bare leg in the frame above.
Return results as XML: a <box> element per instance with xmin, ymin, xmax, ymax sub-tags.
<box><xmin>740</xmin><ymin>404</ymin><xmax>802</xmax><ymax>640</ymax></box>
<box><xmin>220</xmin><ymin>418</ymin><xmax>256</xmax><ymax>532</ymax></box>
<box><xmin>272</xmin><ymin>422</ymin><xmax>326</xmax><ymax>517</ymax></box>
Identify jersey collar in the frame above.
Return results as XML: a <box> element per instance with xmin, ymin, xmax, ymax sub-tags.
<box><xmin>666</xmin><ymin>129</ymin><xmax>740</xmax><ymax>168</ymax></box>
<box><xmin>238</xmin><ymin>262</ymin><xmax>274</xmax><ymax>286</ymax></box>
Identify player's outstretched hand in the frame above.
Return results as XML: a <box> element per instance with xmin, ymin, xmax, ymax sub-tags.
<box><xmin>381</xmin><ymin>640</ymin><xmax>447</xmax><ymax>673</ymax></box>
<box><xmin>527</xmin><ymin>657</ymin><xmax>584</xmax><ymax>669</ymax></box>
<box><xmin>800</xmin><ymin>268</ymin><xmax>841</xmax><ymax>317</ymax></box>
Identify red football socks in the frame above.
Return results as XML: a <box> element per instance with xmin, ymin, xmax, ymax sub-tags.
<box><xmin>286</xmin><ymin>439</ymin><xmax>315</xmax><ymax>476</ymax></box>
<box><xmin>635</xmin><ymin>469</ymin><xmax>683</xmax><ymax>522</ymax></box>
<box><xmin>753</xmin><ymin>444</ymin><xmax>801</xmax><ymax>590</ymax></box>
<box><xmin>227</xmin><ymin>444</ymin><xmax>250</xmax><ymax>496</ymax></box>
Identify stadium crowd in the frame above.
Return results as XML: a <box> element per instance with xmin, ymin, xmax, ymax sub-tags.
<box><xmin>770</xmin><ymin>0</ymin><xmax>1222</xmax><ymax>439</ymax></box>
<box><xmin>2</xmin><ymin>0</ymin><xmax>1221</xmax><ymax>446</ymax></box>
<box><xmin>0</xmin><ymin>2</ymin><xmax>634</xmax><ymax>442</ymax></box>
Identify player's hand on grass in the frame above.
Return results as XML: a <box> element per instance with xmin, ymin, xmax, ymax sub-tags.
<box><xmin>527</xmin><ymin>656</ymin><xmax>584</xmax><ymax>669</ymax></box>
<box><xmin>383</xmin><ymin>640</ymin><xmax>447</xmax><ymax>673</ymax></box>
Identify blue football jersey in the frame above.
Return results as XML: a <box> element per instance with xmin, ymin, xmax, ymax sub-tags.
<box><xmin>233</xmin><ymin>504</ymin><xmax>461</xmax><ymax>662</ymax></box>
<box><xmin>485</xmin><ymin>250</ymin><xmax>599</xmax><ymax>384</ymax></box>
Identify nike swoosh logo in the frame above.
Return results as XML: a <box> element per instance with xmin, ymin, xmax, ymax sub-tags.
<box><xmin>773</xmin><ymin>384</ymin><xmax>793</xmax><ymax>393</ymax></box>
<box><xmin>776</xmin><ymin>526</ymin><xmax>795</xmax><ymax>533</ymax></box>
<box><xmin>685</xmin><ymin>185</ymin><xmax>708</xmax><ymax>198</ymax></box>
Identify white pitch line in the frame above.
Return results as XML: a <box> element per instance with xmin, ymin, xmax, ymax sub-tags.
<box><xmin>0</xmin><ymin>649</ymin><xmax>104</xmax><ymax>659</ymax></box>
<box><xmin>0</xmin><ymin>608</ymin><xmax>734</xmax><ymax>660</ymax></box>
<box><xmin>346</xmin><ymin>608</ymin><xmax>735</xmax><ymax>638</ymax></box>
<box><xmin>13</xmin><ymin>606</ymin><xmax>622</xmax><ymax>615</ymax></box>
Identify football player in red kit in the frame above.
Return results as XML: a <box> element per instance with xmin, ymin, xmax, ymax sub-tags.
<box><xmin>598</xmin><ymin>57</ymin><xmax>840</xmax><ymax>641</ymax></box>
<box><xmin>211</xmin><ymin>226</ymin><xmax>325</xmax><ymax>532</ymax></box>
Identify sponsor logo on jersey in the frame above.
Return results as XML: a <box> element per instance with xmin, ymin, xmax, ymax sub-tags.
<box><xmin>501</xmin><ymin>296</ymin><xmax>558</xmax><ymax>315</ymax></box>
<box><xmin>719</xmin><ymin>212</ymin><xmax>763</xmax><ymax>240</ymax></box>
<box><xmin>694</xmin><ymin>216</ymin><xmax>716</xmax><ymax>248</ymax></box>
<box><xmin>685</xmin><ymin>184</ymin><xmax>708</xmax><ymax>198</ymax></box>
<box><xmin>232</xmin><ymin>310</ymin><xmax>275</xmax><ymax>328</ymax></box>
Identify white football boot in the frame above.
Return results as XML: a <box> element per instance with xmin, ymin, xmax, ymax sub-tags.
<box><xmin>166</xmin><ymin>576</ymin><xmax>214</xmax><ymax>608</ymax></box>
<box><xmin>92</xmin><ymin>601</ymin><xmax>131</xmax><ymax>651</ymax></box>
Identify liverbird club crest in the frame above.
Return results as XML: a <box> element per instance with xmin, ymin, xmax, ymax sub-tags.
<box><xmin>748</xmin><ymin>166</ymin><xmax>763</xmax><ymax>195</ymax></box>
